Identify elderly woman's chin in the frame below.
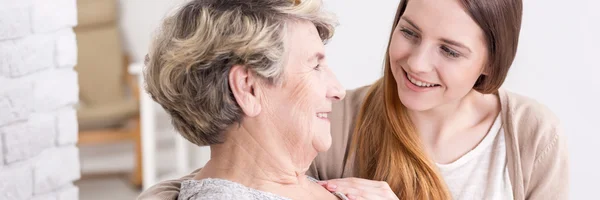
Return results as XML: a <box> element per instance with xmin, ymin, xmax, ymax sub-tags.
<box><xmin>312</xmin><ymin>129</ymin><xmax>333</xmax><ymax>152</ymax></box>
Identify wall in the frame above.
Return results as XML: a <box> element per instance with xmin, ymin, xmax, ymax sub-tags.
<box><xmin>0</xmin><ymin>0</ymin><xmax>81</xmax><ymax>199</ymax></box>
<box><xmin>119</xmin><ymin>0</ymin><xmax>599</xmax><ymax>199</ymax></box>
<box><xmin>504</xmin><ymin>1</ymin><xmax>599</xmax><ymax>199</ymax></box>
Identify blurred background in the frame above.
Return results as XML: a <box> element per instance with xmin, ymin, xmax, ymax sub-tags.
<box><xmin>0</xmin><ymin>0</ymin><xmax>598</xmax><ymax>199</ymax></box>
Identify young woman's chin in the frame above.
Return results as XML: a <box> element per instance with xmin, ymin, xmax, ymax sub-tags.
<box><xmin>397</xmin><ymin>91</ymin><xmax>437</xmax><ymax>112</ymax></box>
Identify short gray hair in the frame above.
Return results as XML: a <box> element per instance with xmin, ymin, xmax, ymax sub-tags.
<box><xmin>144</xmin><ymin>0</ymin><xmax>337</xmax><ymax>146</ymax></box>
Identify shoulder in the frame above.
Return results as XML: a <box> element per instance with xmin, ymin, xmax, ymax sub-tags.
<box><xmin>500</xmin><ymin>89</ymin><xmax>570</xmax><ymax>198</ymax></box>
<box><xmin>501</xmin><ymin>89</ymin><xmax>562</xmax><ymax>136</ymax></box>
<box><xmin>500</xmin><ymin>89</ymin><xmax>567</xmax><ymax>164</ymax></box>
<box><xmin>502</xmin><ymin>89</ymin><xmax>561</xmax><ymax>124</ymax></box>
<box><xmin>179</xmin><ymin>179</ymin><xmax>283</xmax><ymax>200</ymax></box>
<box><xmin>179</xmin><ymin>179</ymin><xmax>235</xmax><ymax>200</ymax></box>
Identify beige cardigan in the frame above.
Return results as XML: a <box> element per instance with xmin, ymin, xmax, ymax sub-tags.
<box><xmin>137</xmin><ymin>86</ymin><xmax>570</xmax><ymax>200</ymax></box>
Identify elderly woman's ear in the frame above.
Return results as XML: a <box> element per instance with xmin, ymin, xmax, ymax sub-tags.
<box><xmin>229</xmin><ymin>65</ymin><xmax>262</xmax><ymax>117</ymax></box>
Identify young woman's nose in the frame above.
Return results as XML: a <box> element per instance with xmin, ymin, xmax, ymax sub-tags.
<box><xmin>406</xmin><ymin>44</ymin><xmax>435</xmax><ymax>73</ymax></box>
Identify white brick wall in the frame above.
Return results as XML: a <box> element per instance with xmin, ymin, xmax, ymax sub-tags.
<box><xmin>2</xmin><ymin>114</ymin><xmax>57</xmax><ymax>163</ymax></box>
<box><xmin>0</xmin><ymin>163</ymin><xmax>33</xmax><ymax>200</ymax></box>
<box><xmin>57</xmin><ymin>185</ymin><xmax>78</xmax><ymax>200</ymax></box>
<box><xmin>34</xmin><ymin>147</ymin><xmax>80</xmax><ymax>194</ymax></box>
<box><xmin>32</xmin><ymin>0</ymin><xmax>77</xmax><ymax>34</ymax></box>
<box><xmin>0</xmin><ymin>0</ymin><xmax>80</xmax><ymax>199</ymax></box>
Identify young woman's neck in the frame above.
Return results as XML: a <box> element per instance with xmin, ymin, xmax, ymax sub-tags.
<box><xmin>408</xmin><ymin>90</ymin><xmax>492</xmax><ymax>142</ymax></box>
<box><xmin>194</xmin><ymin>124</ymin><xmax>314</xmax><ymax>193</ymax></box>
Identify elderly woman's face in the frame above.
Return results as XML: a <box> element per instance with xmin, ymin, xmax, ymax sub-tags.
<box><xmin>261</xmin><ymin>21</ymin><xmax>345</xmax><ymax>156</ymax></box>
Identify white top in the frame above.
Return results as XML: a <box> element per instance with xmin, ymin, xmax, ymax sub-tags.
<box><xmin>437</xmin><ymin>115</ymin><xmax>514</xmax><ymax>200</ymax></box>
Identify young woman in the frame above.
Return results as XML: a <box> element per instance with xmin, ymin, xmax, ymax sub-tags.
<box><xmin>138</xmin><ymin>0</ymin><xmax>569</xmax><ymax>199</ymax></box>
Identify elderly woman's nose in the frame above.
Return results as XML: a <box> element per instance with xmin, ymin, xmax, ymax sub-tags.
<box><xmin>327</xmin><ymin>74</ymin><xmax>346</xmax><ymax>101</ymax></box>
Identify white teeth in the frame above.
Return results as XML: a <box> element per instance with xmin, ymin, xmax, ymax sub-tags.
<box><xmin>317</xmin><ymin>113</ymin><xmax>328</xmax><ymax>118</ymax></box>
<box><xmin>407</xmin><ymin>74</ymin><xmax>437</xmax><ymax>87</ymax></box>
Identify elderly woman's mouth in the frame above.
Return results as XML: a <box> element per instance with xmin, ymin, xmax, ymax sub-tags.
<box><xmin>317</xmin><ymin>113</ymin><xmax>329</xmax><ymax>119</ymax></box>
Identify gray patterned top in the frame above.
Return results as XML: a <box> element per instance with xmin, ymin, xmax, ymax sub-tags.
<box><xmin>178</xmin><ymin>177</ymin><xmax>348</xmax><ymax>200</ymax></box>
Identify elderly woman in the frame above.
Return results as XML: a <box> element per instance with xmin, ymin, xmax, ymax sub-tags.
<box><xmin>139</xmin><ymin>0</ymin><xmax>374</xmax><ymax>199</ymax></box>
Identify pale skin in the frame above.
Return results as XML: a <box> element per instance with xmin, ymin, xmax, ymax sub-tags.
<box><xmin>193</xmin><ymin>20</ymin><xmax>346</xmax><ymax>199</ymax></box>
<box><xmin>320</xmin><ymin>0</ymin><xmax>501</xmax><ymax>199</ymax></box>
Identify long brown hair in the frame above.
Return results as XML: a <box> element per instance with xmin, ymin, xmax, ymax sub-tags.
<box><xmin>349</xmin><ymin>0</ymin><xmax>522</xmax><ymax>199</ymax></box>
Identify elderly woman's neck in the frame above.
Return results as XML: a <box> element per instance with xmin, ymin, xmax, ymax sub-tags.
<box><xmin>194</xmin><ymin>126</ymin><xmax>314</xmax><ymax>190</ymax></box>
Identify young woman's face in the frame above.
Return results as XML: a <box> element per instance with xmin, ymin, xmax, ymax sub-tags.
<box><xmin>389</xmin><ymin>0</ymin><xmax>489</xmax><ymax>111</ymax></box>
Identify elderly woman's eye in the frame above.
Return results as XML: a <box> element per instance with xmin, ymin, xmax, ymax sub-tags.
<box><xmin>313</xmin><ymin>64</ymin><xmax>321</xmax><ymax>71</ymax></box>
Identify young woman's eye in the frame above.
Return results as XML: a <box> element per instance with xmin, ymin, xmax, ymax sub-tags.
<box><xmin>440</xmin><ymin>45</ymin><xmax>461</xmax><ymax>58</ymax></box>
<box><xmin>400</xmin><ymin>28</ymin><xmax>418</xmax><ymax>40</ymax></box>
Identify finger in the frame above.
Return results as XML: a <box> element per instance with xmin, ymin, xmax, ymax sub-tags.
<box><xmin>325</xmin><ymin>180</ymin><xmax>379</xmax><ymax>192</ymax></box>
<box><xmin>323</xmin><ymin>182</ymin><xmax>373</xmax><ymax>195</ymax></box>
<box><xmin>352</xmin><ymin>193</ymin><xmax>398</xmax><ymax>200</ymax></box>
<box><xmin>327</xmin><ymin>178</ymin><xmax>389</xmax><ymax>189</ymax></box>
<box><xmin>346</xmin><ymin>194</ymin><xmax>357</xmax><ymax>200</ymax></box>
<box><xmin>325</xmin><ymin>183</ymin><xmax>338</xmax><ymax>191</ymax></box>
<box><xmin>323</xmin><ymin>178</ymin><xmax>397</xmax><ymax>199</ymax></box>
<box><xmin>322</xmin><ymin>182</ymin><xmax>339</xmax><ymax>192</ymax></box>
<box><xmin>332</xmin><ymin>182</ymin><xmax>397</xmax><ymax>200</ymax></box>
<box><xmin>370</xmin><ymin>186</ymin><xmax>399</xmax><ymax>199</ymax></box>
<box><xmin>338</xmin><ymin>187</ymin><xmax>367</xmax><ymax>199</ymax></box>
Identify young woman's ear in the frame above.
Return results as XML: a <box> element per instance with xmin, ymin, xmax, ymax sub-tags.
<box><xmin>229</xmin><ymin>65</ymin><xmax>262</xmax><ymax>117</ymax></box>
<box><xmin>481</xmin><ymin>64</ymin><xmax>492</xmax><ymax>76</ymax></box>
